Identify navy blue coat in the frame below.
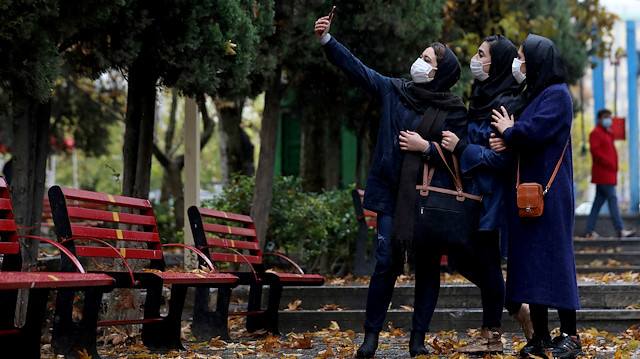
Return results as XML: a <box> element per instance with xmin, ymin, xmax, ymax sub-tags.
<box><xmin>459</xmin><ymin>121</ymin><xmax>513</xmax><ymax>231</ymax></box>
<box><xmin>502</xmin><ymin>83</ymin><xmax>579</xmax><ymax>310</ymax></box>
<box><xmin>322</xmin><ymin>37</ymin><xmax>466</xmax><ymax>215</ymax></box>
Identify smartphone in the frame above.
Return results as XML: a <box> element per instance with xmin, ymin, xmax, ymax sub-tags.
<box><xmin>328</xmin><ymin>5</ymin><xmax>336</xmax><ymax>19</ymax></box>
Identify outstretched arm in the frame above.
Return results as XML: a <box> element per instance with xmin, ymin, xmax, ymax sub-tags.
<box><xmin>314</xmin><ymin>11</ymin><xmax>390</xmax><ymax>95</ymax></box>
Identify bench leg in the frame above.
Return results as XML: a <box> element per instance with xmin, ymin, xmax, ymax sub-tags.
<box><xmin>263</xmin><ymin>284</ymin><xmax>283</xmax><ymax>335</ymax></box>
<box><xmin>191</xmin><ymin>287</ymin><xmax>231</xmax><ymax>341</ymax></box>
<box><xmin>142</xmin><ymin>285</ymin><xmax>186</xmax><ymax>351</ymax></box>
<box><xmin>52</xmin><ymin>288</ymin><xmax>103</xmax><ymax>359</ymax></box>
<box><xmin>0</xmin><ymin>289</ymin><xmax>18</xmax><ymax>331</ymax></box>
<box><xmin>4</xmin><ymin>288</ymin><xmax>50</xmax><ymax>359</ymax></box>
<box><xmin>245</xmin><ymin>284</ymin><xmax>264</xmax><ymax>332</ymax></box>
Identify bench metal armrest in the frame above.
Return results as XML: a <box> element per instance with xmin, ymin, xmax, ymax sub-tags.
<box><xmin>161</xmin><ymin>243</ymin><xmax>215</xmax><ymax>272</ymax></box>
<box><xmin>59</xmin><ymin>236</ymin><xmax>137</xmax><ymax>286</ymax></box>
<box><xmin>262</xmin><ymin>252</ymin><xmax>306</xmax><ymax>274</ymax></box>
<box><xmin>19</xmin><ymin>235</ymin><xmax>86</xmax><ymax>274</ymax></box>
<box><xmin>200</xmin><ymin>245</ymin><xmax>260</xmax><ymax>283</ymax></box>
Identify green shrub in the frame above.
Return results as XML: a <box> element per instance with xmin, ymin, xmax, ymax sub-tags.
<box><xmin>201</xmin><ymin>174</ymin><xmax>358</xmax><ymax>275</ymax></box>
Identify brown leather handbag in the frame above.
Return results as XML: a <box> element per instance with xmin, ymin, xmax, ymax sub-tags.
<box><xmin>516</xmin><ymin>140</ymin><xmax>569</xmax><ymax>217</ymax></box>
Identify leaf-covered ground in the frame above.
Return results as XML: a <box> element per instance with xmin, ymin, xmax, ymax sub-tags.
<box><xmin>38</xmin><ymin>272</ymin><xmax>640</xmax><ymax>358</ymax></box>
<box><xmin>40</xmin><ymin>320</ymin><xmax>640</xmax><ymax>358</ymax></box>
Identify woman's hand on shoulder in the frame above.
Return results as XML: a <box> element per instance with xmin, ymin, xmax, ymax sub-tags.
<box><xmin>399</xmin><ymin>130</ymin><xmax>429</xmax><ymax>152</ymax></box>
<box><xmin>491</xmin><ymin>106</ymin><xmax>515</xmax><ymax>135</ymax></box>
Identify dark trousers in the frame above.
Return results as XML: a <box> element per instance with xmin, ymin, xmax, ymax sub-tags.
<box><xmin>585</xmin><ymin>184</ymin><xmax>624</xmax><ymax>233</ymax></box>
<box><xmin>363</xmin><ymin>214</ymin><xmax>441</xmax><ymax>332</ymax></box>
<box><xmin>450</xmin><ymin>230</ymin><xmax>505</xmax><ymax>329</ymax></box>
<box><xmin>363</xmin><ymin>218</ymin><xmax>505</xmax><ymax>332</ymax></box>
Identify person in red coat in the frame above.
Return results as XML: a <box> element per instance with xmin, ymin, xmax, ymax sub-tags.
<box><xmin>584</xmin><ymin>108</ymin><xmax>635</xmax><ymax>238</ymax></box>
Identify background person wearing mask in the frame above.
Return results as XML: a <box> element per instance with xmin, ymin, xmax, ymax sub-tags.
<box><xmin>583</xmin><ymin>108</ymin><xmax>635</xmax><ymax>238</ymax></box>
<box><xmin>314</xmin><ymin>10</ymin><xmax>467</xmax><ymax>358</ymax></box>
<box><xmin>491</xmin><ymin>34</ymin><xmax>582</xmax><ymax>359</ymax></box>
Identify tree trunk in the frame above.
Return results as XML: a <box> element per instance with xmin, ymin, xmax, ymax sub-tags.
<box><xmin>251</xmin><ymin>68</ymin><xmax>281</xmax><ymax>249</ymax></box>
<box><xmin>122</xmin><ymin>59</ymin><xmax>157</xmax><ymax>199</ymax></box>
<box><xmin>324</xmin><ymin>111</ymin><xmax>341</xmax><ymax>190</ymax></box>
<box><xmin>115</xmin><ymin>58</ymin><xmax>157</xmax><ymax>322</ymax></box>
<box><xmin>10</xmin><ymin>93</ymin><xmax>50</xmax><ymax>326</ymax></box>
<box><xmin>160</xmin><ymin>90</ymin><xmax>179</xmax><ymax>203</ymax></box>
<box><xmin>217</xmin><ymin>96</ymin><xmax>252</xmax><ymax>184</ymax></box>
<box><xmin>168</xmin><ymin>159</ymin><xmax>184</xmax><ymax>229</ymax></box>
<box><xmin>299</xmin><ymin>86</ymin><xmax>326</xmax><ymax>193</ymax></box>
<box><xmin>10</xmin><ymin>94</ymin><xmax>50</xmax><ymax>267</ymax></box>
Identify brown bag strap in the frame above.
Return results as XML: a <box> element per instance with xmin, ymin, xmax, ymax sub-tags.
<box><xmin>517</xmin><ymin>139</ymin><xmax>569</xmax><ymax>196</ymax></box>
<box><xmin>415</xmin><ymin>142</ymin><xmax>482</xmax><ymax>202</ymax></box>
<box><xmin>431</xmin><ymin>142</ymin><xmax>463</xmax><ymax>191</ymax></box>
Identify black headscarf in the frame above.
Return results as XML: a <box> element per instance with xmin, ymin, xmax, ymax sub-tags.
<box><xmin>521</xmin><ymin>34</ymin><xmax>568</xmax><ymax>106</ymax></box>
<box><xmin>390</xmin><ymin>44</ymin><xmax>467</xmax><ymax>270</ymax></box>
<box><xmin>468</xmin><ymin>35</ymin><xmax>525</xmax><ymax>122</ymax></box>
<box><xmin>390</xmin><ymin>43</ymin><xmax>466</xmax><ymax>115</ymax></box>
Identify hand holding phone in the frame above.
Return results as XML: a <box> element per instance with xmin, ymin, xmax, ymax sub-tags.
<box><xmin>314</xmin><ymin>6</ymin><xmax>335</xmax><ymax>40</ymax></box>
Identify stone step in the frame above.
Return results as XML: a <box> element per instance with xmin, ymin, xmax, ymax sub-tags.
<box><xmin>576</xmin><ymin>265</ymin><xmax>640</xmax><ymax>273</ymax></box>
<box><xmin>573</xmin><ymin>238</ymin><xmax>640</xmax><ymax>251</ymax></box>
<box><xmin>278</xmin><ymin>308</ymin><xmax>640</xmax><ymax>333</ymax></box>
<box><xmin>574</xmin><ymin>251</ymin><xmax>640</xmax><ymax>265</ymax></box>
<box><xmin>279</xmin><ymin>283</ymin><xmax>640</xmax><ymax>310</ymax></box>
<box><xmin>574</xmin><ymin>214</ymin><xmax>640</xmax><ymax>238</ymax></box>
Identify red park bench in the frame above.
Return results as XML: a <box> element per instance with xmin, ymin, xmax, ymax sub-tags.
<box><xmin>47</xmin><ymin>185</ymin><xmax>239</xmax><ymax>358</ymax></box>
<box><xmin>351</xmin><ymin>189</ymin><xmax>449</xmax><ymax>273</ymax></box>
<box><xmin>0</xmin><ymin>177</ymin><xmax>115</xmax><ymax>359</ymax></box>
<box><xmin>187</xmin><ymin>205</ymin><xmax>325</xmax><ymax>339</ymax></box>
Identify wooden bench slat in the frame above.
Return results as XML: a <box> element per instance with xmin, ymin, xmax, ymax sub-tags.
<box><xmin>0</xmin><ymin>242</ymin><xmax>19</xmax><ymax>255</ymax></box>
<box><xmin>266</xmin><ymin>273</ymin><xmax>325</xmax><ymax>284</ymax></box>
<box><xmin>0</xmin><ymin>198</ymin><xmax>12</xmax><ymax>211</ymax></box>
<box><xmin>0</xmin><ymin>272</ymin><xmax>113</xmax><ymax>290</ymax></box>
<box><xmin>59</xmin><ymin>187</ymin><xmax>152</xmax><ymax>210</ymax></box>
<box><xmin>76</xmin><ymin>246</ymin><xmax>163</xmax><ymax>260</ymax></box>
<box><xmin>72</xmin><ymin>226</ymin><xmax>160</xmax><ymax>244</ymax></box>
<box><xmin>202</xmin><ymin>222</ymin><xmax>256</xmax><ymax>238</ymax></box>
<box><xmin>155</xmin><ymin>272</ymin><xmax>238</xmax><ymax>285</ymax></box>
<box><xmin>0</xmin><ymin>219</ymin><xmax>17</xmax><ymax>232</ymax></box>
<box><xmin>197</xmin><ymin>207</ymin><xmax>253</xmax><ymax>224</ymax></box>
<box><xmin>205</xmin><ymin>237</ymin><xmax>260</xmax><ymax>251</ymax></box>
<box><xmin>208</xmin><ymin>252</ymin><xmax>261</xmax><ymax>265</ymax></box>
<box><xmin>67</xmin><ymin>207</ymin><xmax>157</xmax><ymax>227</ymax></box>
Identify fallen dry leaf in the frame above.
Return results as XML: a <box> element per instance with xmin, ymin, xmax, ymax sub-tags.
<box><xmin>286</xmin><ymin>299</ymin><xmax>303</xmax><ymax>311</ymax></box>
<box><xmin>77</xmin><ymin>348</ymin><xmax>92</xmax><ymax>359</ymax></box>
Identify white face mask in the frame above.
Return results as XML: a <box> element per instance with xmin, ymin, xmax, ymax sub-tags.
<box><xmin>470</xmin><ymin>59</ymin><xmax>491</xmax><ymax>81</ymax></box>
<box><xmin>411</xmin><ymin>58</ymin><xmax>438</xmax><ymax>83</ymax></box>
<box><xmin>512</xmin><ymin>58</ymin><xmax>526</xmax><ymax>84</ymax></box>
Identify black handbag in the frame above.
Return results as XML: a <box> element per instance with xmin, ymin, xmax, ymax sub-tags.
<box><xmin>413</xmin><ymin>143</ymin><xmax>482</xmax><ymax>253</ymax></box>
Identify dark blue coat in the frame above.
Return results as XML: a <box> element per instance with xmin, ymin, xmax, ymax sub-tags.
<box><xmin>459</xmin><ymin>121</ymin><xmax>513</xmax><ymax>231</ymax></box>
<box><xmin>322</xmin><ymin>37</ymin><xmax>466</xmax><ymax>215</ymax></box>
<box><xmin>502</xmin><ymin>83</ymin><xmax>579</xmax><ymax>310</ymax></box>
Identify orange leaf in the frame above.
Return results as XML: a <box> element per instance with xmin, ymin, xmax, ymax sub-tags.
<box><xmin>77</xmin><ymin>348</ymin><xmax>92</xmax><ymax>359</ymax></box>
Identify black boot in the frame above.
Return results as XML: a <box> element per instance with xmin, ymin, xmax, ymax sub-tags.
<box><xmin>409</xmin><ymin>330</ymin><xmax>428</xmax><ymax>357</ymax></box>
<box><xmin>356</xmin><ymin>330</ymin><xmax>379</xmax><ymax>358</ymax></box>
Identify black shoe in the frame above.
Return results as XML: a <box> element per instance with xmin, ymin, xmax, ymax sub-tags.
<box><xmin>550</xmin><ymin>333</ymin><xmax>584</xmax><ymax>359</ymax></box>
<box><xmin>520</xmin><ymin>333</ymin><xmax>551</xmax><ymax>358</ymax></box>
<box><xmin>356</xmin><ymin>330</ymin><xmax>379</xmax><ymax>358</ymax></box>
<box><xmin>409</xmin><ymin>330</ymin><xmax>428</xmax><ymax>357</ymax></box>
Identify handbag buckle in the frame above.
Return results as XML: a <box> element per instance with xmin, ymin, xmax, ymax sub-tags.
<box><xmin>526</xmin><ymin>206</ymin><xmax>531</xmax><ymax>213</ymax></box>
